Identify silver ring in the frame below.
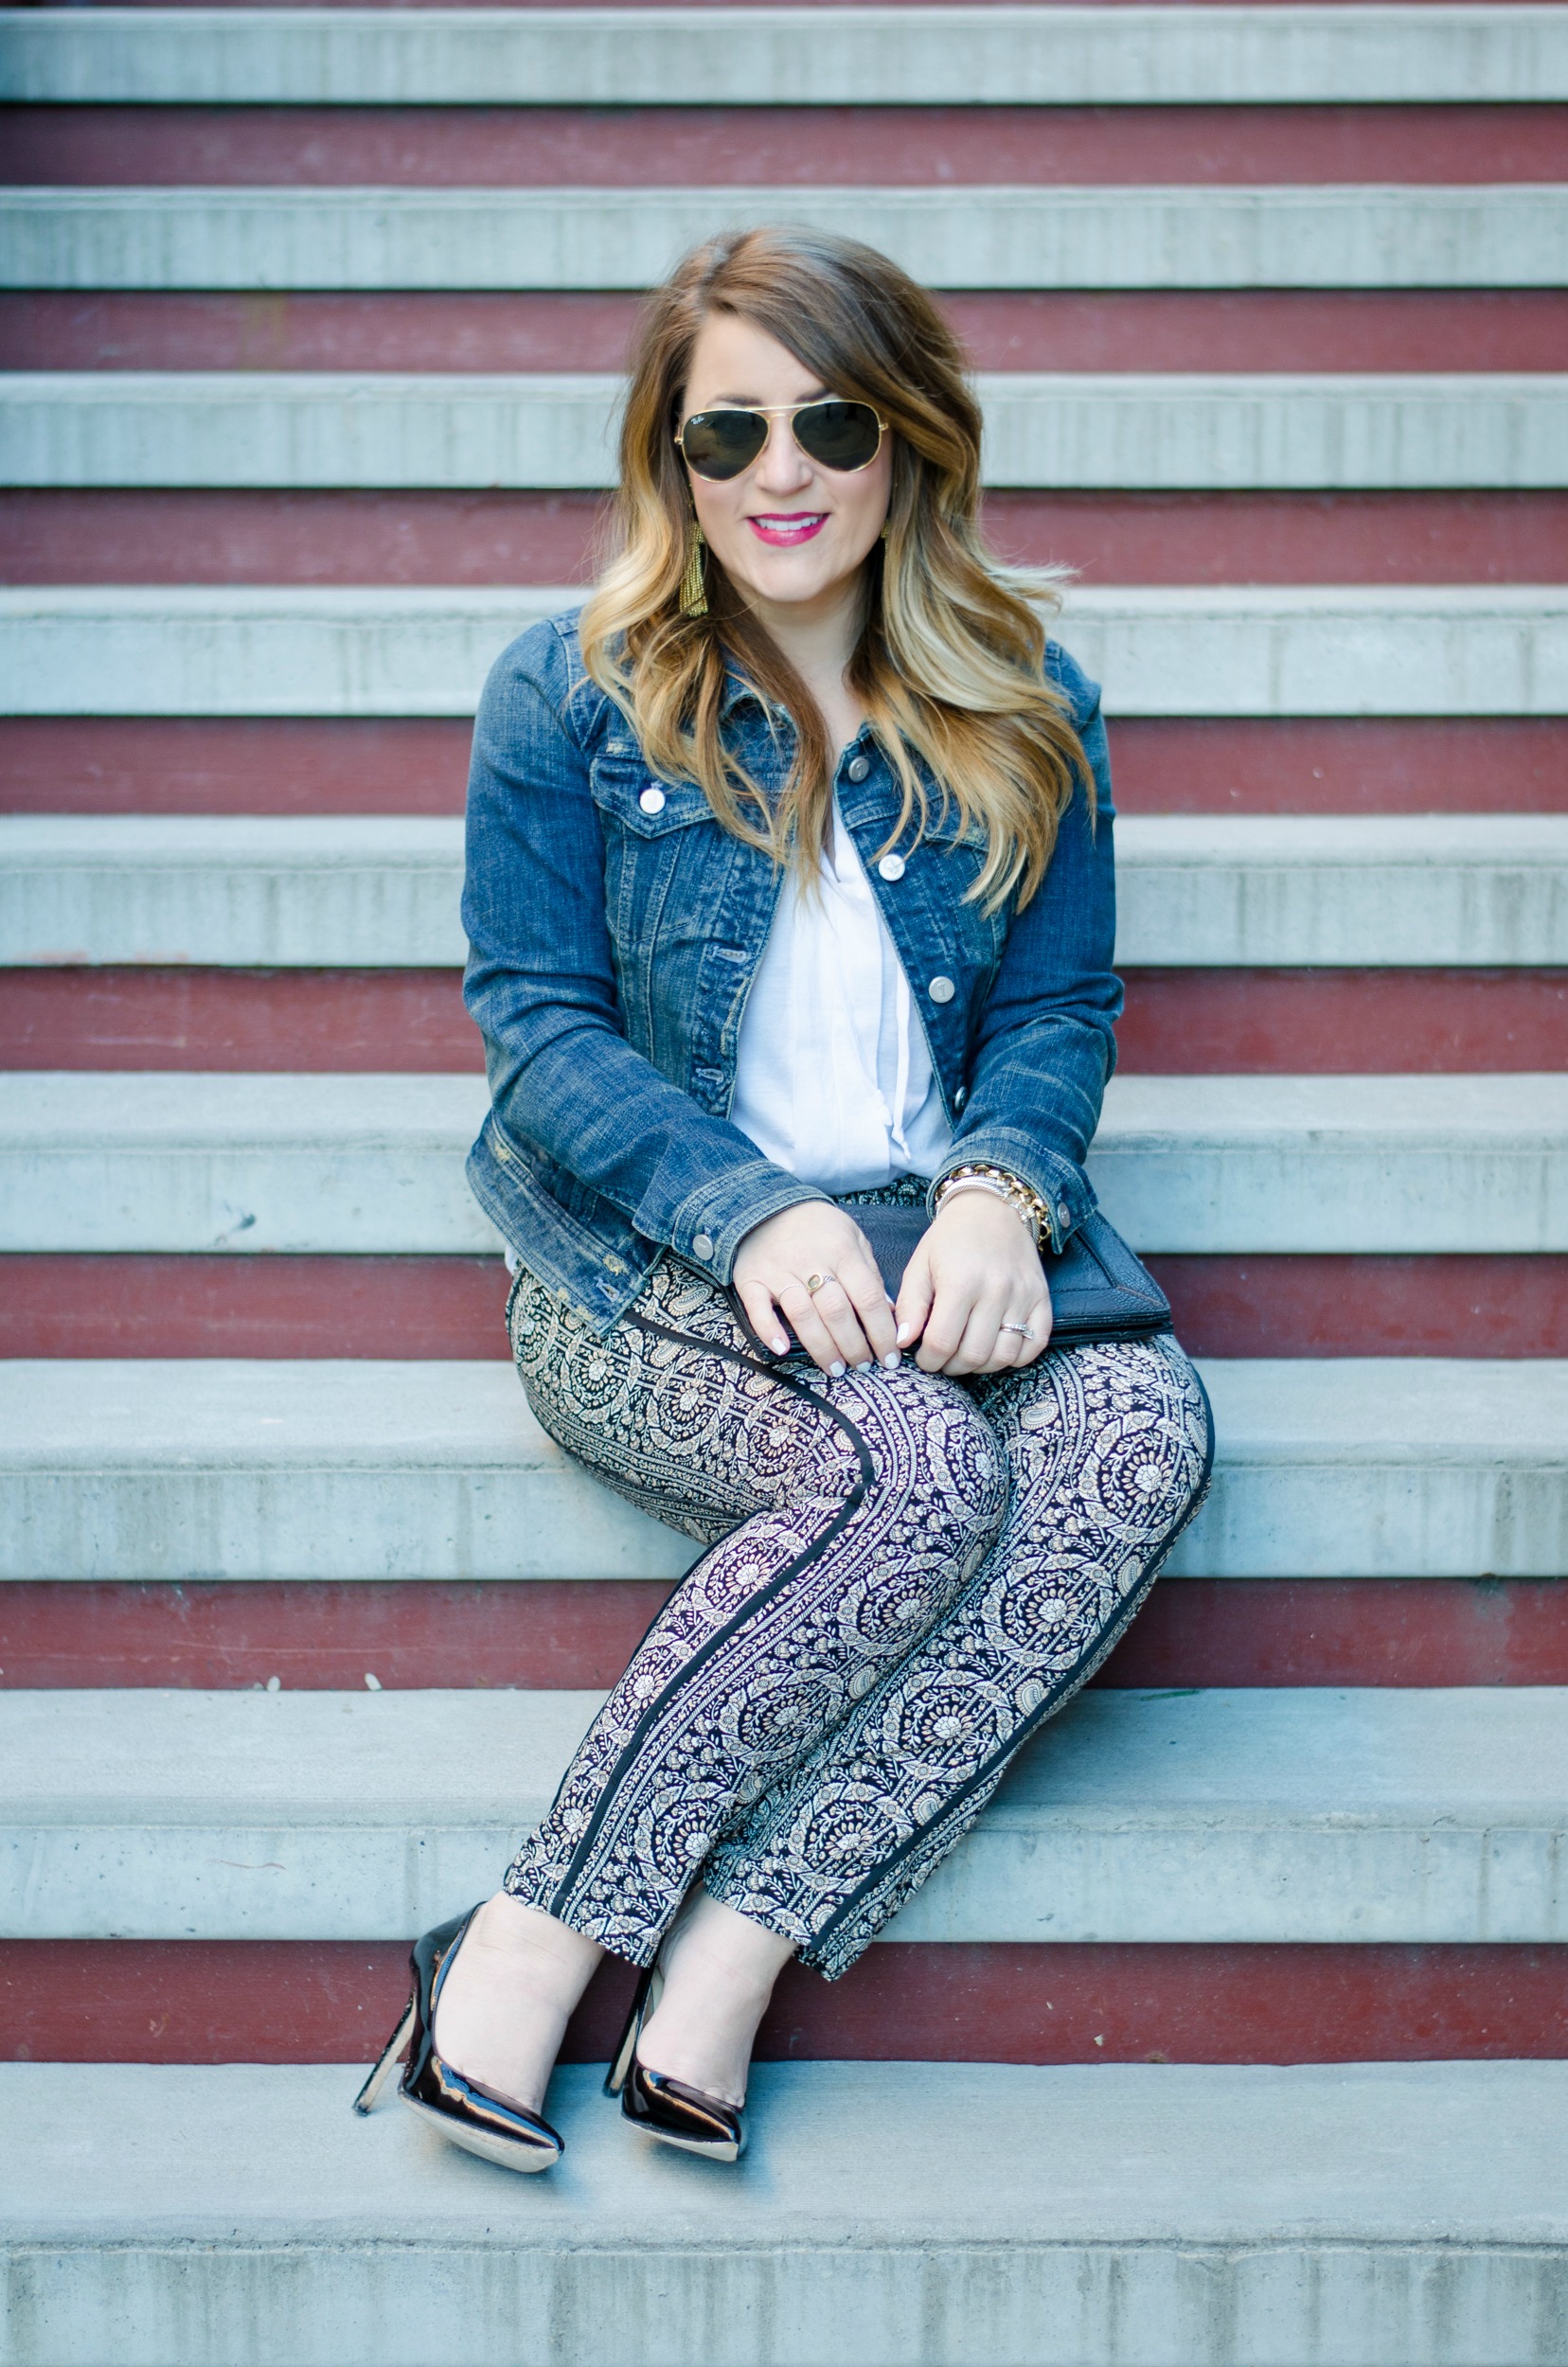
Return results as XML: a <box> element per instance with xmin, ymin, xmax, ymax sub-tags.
<box><xmin>1000</xmin><ymin>1322</ymin><xmax>1035</xmax><ymax>1339</ymax></box>
<box><xmin>805</xmin><ymin>1271</ymin><xmax>836</xmax><ymax>1295</ymax></box>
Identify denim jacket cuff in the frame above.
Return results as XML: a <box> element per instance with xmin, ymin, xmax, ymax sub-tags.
<box><xmin>666</xmin><ymin>1165</ymin><xmax>832</xmax><ymax>1285</ymax></box>
<box><xmin>928</xmin><ymin>1132</ymin><xmax>1096</xmax><ymax>1253</ymax></box>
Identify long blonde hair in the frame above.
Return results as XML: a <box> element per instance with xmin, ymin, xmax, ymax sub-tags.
<box><xmin>579</xmin><ymin>225</ymin><xmax>1088</xmax><ymax>910</ymax></box>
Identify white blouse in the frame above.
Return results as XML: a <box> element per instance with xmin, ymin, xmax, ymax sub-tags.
<box><xmin>730</xmin><ymin>796</ymin><xmax>953</xmax><ymax>1195</ymax></box>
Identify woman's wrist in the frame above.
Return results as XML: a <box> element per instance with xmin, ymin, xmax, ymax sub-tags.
<box><xmin>932</xmin><ymin>1164</ymin><xmax>1050</xmax><ymax>1254</ymax></box>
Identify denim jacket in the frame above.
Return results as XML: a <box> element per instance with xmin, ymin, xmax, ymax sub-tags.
<box><xmin>462</xmin><ymin>608</ymin><xmax>1121</xmax><ymax>1331</ymax></box>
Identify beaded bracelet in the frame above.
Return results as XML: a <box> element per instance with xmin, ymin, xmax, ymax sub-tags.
<box><xmin>932</xmin><ymin>1162</ymin><xmax>1052</xmax><ymax>1254</ymax></box>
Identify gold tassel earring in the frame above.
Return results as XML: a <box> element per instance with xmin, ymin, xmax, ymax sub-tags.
<box><xmin>680</xmin><ymin>523</ymin><xmax>708</xmax><ymax>618</ymax></box>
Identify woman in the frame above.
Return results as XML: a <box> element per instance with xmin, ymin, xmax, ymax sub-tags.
<box><xmin>355</xmin><ymin>226</ymin><xmax>1213</xmax><ymax>2173</ymax></box>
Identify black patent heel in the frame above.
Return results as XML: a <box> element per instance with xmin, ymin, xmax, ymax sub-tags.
<box><xmin>605</xmin><ymin>1961</ymin><xmax>746</xmax><ymax>2162</ymax></box>
<box><xmin>354</xmin><ymin>1994</ymin><xmax>418</xmax><ymax>2115</ymax></box>
<box><xmin>352</xmin><ymin>1905</ymin><xmax>563</xmax><ymax>2175</ymax></box>
<box><xmin>603</xmin><ymin>1963</ymin><xmax>657</xmax><ymax>2098</ymax></box>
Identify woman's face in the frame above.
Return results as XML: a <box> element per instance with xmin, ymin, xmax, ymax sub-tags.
<box><xmin>678</xmin><ymin>311</ymin><xmax>893</xmax><ymax>624</ymax></box>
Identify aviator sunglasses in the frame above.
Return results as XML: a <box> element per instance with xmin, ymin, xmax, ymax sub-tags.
<box><xmin>677</xmin><ymin>399</ymin><xmax>887</xmax><ymax>482</ymax></box>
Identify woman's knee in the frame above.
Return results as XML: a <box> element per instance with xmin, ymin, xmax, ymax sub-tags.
<box><xmin>840</xmin><ymin>1364</ymin><xmax>1008</xmax><ymax>1568</ymax></box>
<box><xmin>992</xmin><ymin>1333</ymin><xmax>1212</xmax><ymax>1534</ymax></box>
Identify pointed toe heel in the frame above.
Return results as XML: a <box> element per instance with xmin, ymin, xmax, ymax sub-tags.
<box><xmin>604</xmin><ymin>1964</ymin><xmax>747</xmax><ymax>2163</ymax></box>
<box><xmin>352</xmin><ymin>1905</ymin><xmax>563</xmax><ymax>2175</ymax></box>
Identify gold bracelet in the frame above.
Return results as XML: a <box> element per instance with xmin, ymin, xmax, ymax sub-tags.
<box><xmin>933</xmin><ymin>1162</ymin><xmax>1051</xmax><ymax>1253</ymax></box>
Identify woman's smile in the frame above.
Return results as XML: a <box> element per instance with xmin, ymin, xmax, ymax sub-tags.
<box><xmin>747</xmin><ymin>511</ymin><xmax>828</xmax><ymax>546</ymax></box>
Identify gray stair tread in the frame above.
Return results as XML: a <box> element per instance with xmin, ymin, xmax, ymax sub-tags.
<box><xmin>4</xmin><ymin>1355</ymin><xmax>1564</xmax><ymax>1472</ymax></box>
<box><xmin>2</xmin><ymin>1358</ymin><xmax>1564</xmax><ymax>1585</ymax></box>
<box><xmin>8</xmin><ymin>1681</ymin><xmax>1560</xmax><ymax>1824</ymax></box>
<box><xmin>8</xmin><ymin>7</ymin><xmax>1559</xmax><ymax>107</ymax></box>
<box><xmin>0</xmin><ymin>2062</ymin><xmax>1562</xmax><ymax>2367</ymax></box>
<box><xmin>4</xmin><ymin>1070</ymin><xmax>1565</xmax><ymax>1255</ymax></box>
<box><xmin>5</xmin><ymin>810</ymin><xmax>1562</xmax><ymax>969</ymax></box>
<box><xmin>7</xmin><ymin>370</ymin><xmax>1564</xmax><ymax>492</ymax></box>
<box><xmin>4</xmin><ymin>187</ymin><xmax>1559</xmax><ymax>295</ymax></box>
<box><xmin>3</xmin><ymin>584</ymin><xmax>1562</xmax><ymax>720</ymax></box>
<box><xmin>5</xmin><ymin>2058</ymin><xmax>1562</xmax><ymax>2245</ymax></box>
<box><xmin>5</xmin><ymin>1686</ymin><xmax>1564</xmax><ymax>1942</ymax></box>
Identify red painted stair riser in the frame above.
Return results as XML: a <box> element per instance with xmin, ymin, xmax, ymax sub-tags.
<box><xmin>5</xmin><ymin>1940</ymin><xmax>1566</xmax><ymax>2069</ymax></box>
<box><xmin>3</xmin><ymin>1253</ymin><xmax>1564</xmax><ymax>1361</ymax></box>
<box><xmin>4</xmin><ymin>1577</ymin><xmax>1566</xmax><ymax>1691</ymax></box>
<box><xmin>9</xmin><ymin>102</ymin><xmax>1566</xmax><ymax>187</ymax></box>
<box><xmin>4</xmin><ymin>967</ymin><xmax>1564</xmax><ymax>1076</ymax></box>
<box><xmin>7</xmin><ymin>717</ymin><xmax>1563</xmax><ymax>818</ymax></box>
<box><xmin>8</xmin><ymin>489</ymin><xmax>1566</xmax><ymax>588</ymax></box>
<box><xmin>6</xmin><ymin>291</ymin><xmax>1566</xmax><ymax>377</ymax></box>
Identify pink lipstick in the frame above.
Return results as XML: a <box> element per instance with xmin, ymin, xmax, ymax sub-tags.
<box><xmin>747</xmin><ymin>513</ymin><xmax>827</xmax><ymax>546</ymax></box>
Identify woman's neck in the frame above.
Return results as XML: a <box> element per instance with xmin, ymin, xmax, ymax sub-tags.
<box><xmin>746</xmin><ymin>571</ymin><xmax>868</xmax><ymax>756</ymax></box>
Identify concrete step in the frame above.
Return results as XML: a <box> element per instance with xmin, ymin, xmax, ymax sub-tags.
<box><xmin>9</xmin><ymin>5</ymin><xmax>1559</xmax><ymax>107</ymax></box>
<box><xmin>9</xmin><ymin>372</ymin><xmax>1564</xmax><ymax>491</ymax></box>
<box><xmin>6</xmin><ymin>813</ymin><xmax>1563</xmax><ymax>970</ymax></box>
<box><xmin>2</xmin><ymin>1355</ymin><xmax>1564</xmax><ymax>1581</ymax></box>
<box><xmin>5</xmin><ymin>586</ymin><xmax>1564</xmax><ymax>718</ymax></box>
<box><xmin>6</xmin><ymin>1682</ymin><xmax>1564</xmax><ymax>1943</ymax></box>
<box><xmin>3</xmin><ymin>1070</ymin><xmax>1562</xmax><ymax>1255</ymax></box>
<box><xmin>6</xmin><ymin>185</ymin><xmax>1560</xmax><ymax>294</ymax></box>
<box><xmin>1</xmin><ymin>2057</ymin><xmax>1563</xmax><ymax>2366</ymax></box>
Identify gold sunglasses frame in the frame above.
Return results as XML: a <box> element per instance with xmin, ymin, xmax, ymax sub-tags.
<box><xmin>675</xmin><ymin>400</ymin><xmax>889</xmax><ymax>479</ymax></box>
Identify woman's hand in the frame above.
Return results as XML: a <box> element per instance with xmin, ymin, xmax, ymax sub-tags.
<box><xmin>732</xmin><ymin>1203</ymin><xmax>900</xmax><ymax>1376</ymax></box>
<box><xmin>896</xmin><ymin>1189</ymin><xmax>1053</xmax><ymax>1376</ymax></box>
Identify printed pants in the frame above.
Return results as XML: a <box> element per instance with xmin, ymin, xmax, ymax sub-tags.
<box><xmin>503</xmin><ymin>1237</ymin><xmax>1213</xmax><ymax>1980</ymax></box>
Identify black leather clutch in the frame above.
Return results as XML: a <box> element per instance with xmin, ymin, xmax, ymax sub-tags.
<box><xmin>729</xmin><ymin>1201</ymin><xmax>1171</xmax><ymax>1359</ymax></box>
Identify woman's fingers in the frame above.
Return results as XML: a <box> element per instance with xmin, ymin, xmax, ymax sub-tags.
<box><xmin>775</xmin><ymin>1277</ymin><xmax>860</xmax><ymax>1374</ymax></box>
<box><xmin>914</xmin><ymin>1276</ymin><xmax>995</xmax><ymax>1373</ymax></box>
<box><xmin>1012</xmin><ymin>1283</ymin><xmax>1055</xmax><ymax>1368</ymax></box>
<box><xmin>894</xmin><ymin>1249</ymin><xmax>935</xmax><ymax>1355</ymax></box>
<box><xmin>794</xmin><ymin>1272</ymin><xmax>875</xmax><ymax>1371</ymax></box>
<box><xmin>840</xmin><ymin>1241</ymin><xmax>900</xmax><ymax>1366</ymax></box>
<box><xmin>736</xmin><ymin>1277</ymin><xmax>791</xmax><ymax>1359</ymax></box>
<box><xmin>731</xmin><ymin>1207</ymin><xmax>901</xmax><ymax>1377</ymax></box>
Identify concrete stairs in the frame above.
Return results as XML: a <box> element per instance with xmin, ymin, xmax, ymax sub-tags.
<box><xmin>2</xmin><ymin>4</ymin><xmax>1566</xmax><ymax>2359</ymax></box>
<box><xmin>10</xmin><ymin>2060</ymin><xmax>1565</xmax><ymax>2367</ymax></box>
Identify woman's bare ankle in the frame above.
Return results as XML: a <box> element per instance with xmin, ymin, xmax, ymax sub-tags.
<box><xmin>433</xmin><ymin>1894</ymin><xmax>602</xmax><ymax>2114</ymax></box>
<box><xmin>637</xmin><ymin>1893</ymin><xmax>794</xmax><ymax>2107</ymax></box>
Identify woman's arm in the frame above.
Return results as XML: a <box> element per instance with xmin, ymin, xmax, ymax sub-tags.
<box><xmin>461</xmin><ymin>624</ymin><xmax>825</xmax><ymax>1280</ymax></box>
<box><xmin>930</xmin><ymin>648</ymin><xmax>1121</xmax><ymax>1253</ymax></box>
<box><xmin>894</xmin><ymin>647</ymin><xmax>1119</xmax><ymax>1377</ymax></box>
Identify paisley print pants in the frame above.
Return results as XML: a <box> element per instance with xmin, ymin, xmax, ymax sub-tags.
<box><xmin>503</xmin><ymin>1237</ymin><xmax>1213</xmax><ymax>1981</ymax></box>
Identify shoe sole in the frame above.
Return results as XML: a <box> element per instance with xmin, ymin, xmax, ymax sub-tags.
<box><xmin>635</xmin><ymin>2123</ymin><xmax>743</xmax><ymax>2164</ymax></box>
<box><xmin>401</xmin><ymin>2093</ymin><xmax>561</xmax><ymax>2174</ymax></box>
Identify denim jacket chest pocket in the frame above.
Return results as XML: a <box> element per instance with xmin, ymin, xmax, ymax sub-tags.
<box><xmin>588</xmin><ymin>749</ymin><xmax>773</xmax><ymax>1069</ymax></box>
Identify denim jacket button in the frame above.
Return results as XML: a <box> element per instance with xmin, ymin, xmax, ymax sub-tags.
<box><xmin>927</xmin><ymin>975</ymin><xmax>956</xmax><ymax>1004</ymax></box>
<box><xmin>953</xmin><ymin>1085</ymin><xmax>968</xmax><ymax>1111</ymax></box>
<box><xmin>877</xmin><ymin>853</ymin><xmax>905</xmax><ymax>882</ymax></box>
<box><xmin>692</xmin><ymin>1233</ymin><xmax>715</xmax><ymax>1261</ymax></box>
<box><xmin>639</xmin><ymin>785</ymin><xmax>667</xmax><ymax>814</ymax></box>
<box><xmin>846</xmin><ymin>755</ymin><xmax>870</xmax><ymax>784</ymax></box>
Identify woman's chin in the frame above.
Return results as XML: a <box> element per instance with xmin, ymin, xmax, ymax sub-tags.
<box><xmin>724</xmin><ymin>552</ymin><xmax>862</xmax><ymax>616</ymax></box>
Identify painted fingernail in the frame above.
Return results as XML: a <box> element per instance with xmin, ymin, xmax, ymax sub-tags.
<box><xmin>773</xmin><ymin>1336</ymin><xmax>789</xmax><ymax>1355</ymax></box>
<box><xmin>896</xmin><ymin>1323</ymin><xmax>914</xmax><ymax>1345</ymax></box>
<box><xmin>855</xmin><ymin>1360</ymin><xmax>873</xmax><ymax>1372</ymax></box>
<box><xmin>882</xmin><ymin>1351</ymin><xmax>901</xmax><ymax>1370</ymax></box>
<box><xmin>829</xmin><ymin>1360</ymin><xmax>846</xmax><ymax>1378</ymax></box>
